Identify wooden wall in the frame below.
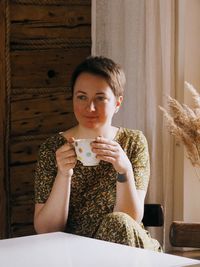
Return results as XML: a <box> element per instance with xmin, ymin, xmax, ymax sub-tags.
<box><xmin>0</xmin><ymin>0</ymin><xmax>91</xmax><ymax>238</ymax></box>
<box><xmin>0</xmin><ymin>0</ymin><xmax>7</xmax><ymax>239</ymax></box>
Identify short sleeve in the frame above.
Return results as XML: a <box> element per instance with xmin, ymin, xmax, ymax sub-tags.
<box><xmin>130</xmin><ymin>131</ymin><xmax>150</xmax><ymax>191</ymax></box>
<box><xmin>34</xmin><ymin>135</ymin><xmax>64</xmax><ymax>203</ymax></box>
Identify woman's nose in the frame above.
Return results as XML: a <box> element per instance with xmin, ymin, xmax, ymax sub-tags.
<box><xmin>87</xmin><ymin>101</ymin><xmax>96</xmax><ymax>111</ymax></box>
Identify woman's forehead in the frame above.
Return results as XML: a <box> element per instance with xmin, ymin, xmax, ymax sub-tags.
<box><xmin>74</xmin><ymin>75</ymin><xmax>112</xmax><ymax>93</ymax></box>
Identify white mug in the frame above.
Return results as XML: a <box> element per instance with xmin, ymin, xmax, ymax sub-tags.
<box><xmin>74</xmin><ymin>138</ymin><xmax>100</xmax><ymax>166</ymax></box>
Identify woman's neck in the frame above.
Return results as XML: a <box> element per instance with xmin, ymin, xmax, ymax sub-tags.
<box><xmin>72</xmin><ymin>124</ymin><xmax>119</xmax><ymax>140</ymax></box>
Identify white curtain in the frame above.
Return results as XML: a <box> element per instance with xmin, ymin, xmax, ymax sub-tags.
<box><xmin>92</xmin><ymin>0</ymin><xmax>175</xmax><ymax>251</ymax></box>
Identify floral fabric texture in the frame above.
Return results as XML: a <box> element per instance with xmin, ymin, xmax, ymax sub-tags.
<box><xmin>34</xmin><ymin>127</ymin><xmax>161</xmax><ymax>251</ymax></box>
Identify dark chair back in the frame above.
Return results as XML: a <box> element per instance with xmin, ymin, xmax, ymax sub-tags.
<box><xmin>142</xmin><ymin>204</ymin><xmax>164</xmax><ymax>227</ymax></box>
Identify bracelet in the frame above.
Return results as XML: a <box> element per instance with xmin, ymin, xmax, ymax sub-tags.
<box><xmin>117</xmin><ymin>173</ymin><xmax>127</xmax><ymax>183</ymax></box>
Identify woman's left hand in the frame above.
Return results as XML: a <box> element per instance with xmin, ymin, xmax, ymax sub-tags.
<box><xmin>91</xmin><ymin>136</ymin><xmax>132</xmax><ymax>174</ymax></box>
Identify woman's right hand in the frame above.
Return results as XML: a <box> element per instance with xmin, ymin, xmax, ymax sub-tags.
<box><xmin>55</xmin><ymin>137</ymin><xmax>77</xmax><ymax>178</ymax></box>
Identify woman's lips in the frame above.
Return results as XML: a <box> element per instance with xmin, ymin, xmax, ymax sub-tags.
<box><xmin>84</xmin><ymin>116</ymin><xmax>99</xmax><ymax>122</ymax></box>
<box><xmin>84</xmin><ymin>116</ymin><xmax>98</xmax><ymax>119</ymax></box>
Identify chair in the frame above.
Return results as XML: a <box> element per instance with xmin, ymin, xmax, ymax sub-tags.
<box><xmin>142</xmin><ymin>204</ymin><xmax>164</xmax><ymax>227</ymax></box>
<box><xmin>170</xmin><ymin>221</ymin><xmax>200</xmax><ymax>259</ymax></box>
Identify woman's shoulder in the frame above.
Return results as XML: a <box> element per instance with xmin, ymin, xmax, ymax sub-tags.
<box><xmin>39</xmin><ymin>133</ymin><xmax>66</xmax><ymax>153</ymax></box>
<box><xmin>116</xmin><ymin>127</ymin><xmax>148</xmax><ymax>148</ymax></box>
<box><xmin>117</xmin><ymin>127</ymin><xmax>145</xmax><ymax>140</ymax></box>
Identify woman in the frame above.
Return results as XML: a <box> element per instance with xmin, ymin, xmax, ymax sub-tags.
<box><xmin>34</xmin><ymin>56</ymin><xmax>161</xmax><ymax>251</ymax></box>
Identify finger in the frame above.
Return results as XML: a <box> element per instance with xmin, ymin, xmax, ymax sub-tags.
<box><xmin>62</xmin><ymin>149</ymin><xmax>76</xmax><ymax>157</ymax></box>
<box><xmin>59</xmin><ymin>162</ymin><xmax>76</xmax><ymax>171</ymax></box>
<box><xmin>94</xmin><ymin>149</ymin><xmax>117</xmax><ymax>158</ymax></box>
<box><xmin>65</xmin><ymin>156</ymin><xmax>77</xmax><ymax>164</ymax></box>
<box><xmin>57</xmin><ymin>143</ymin><xmax>75</xmax><ymax>153</ymax></box>
<box><xmin>57</xmin><ymin>154</ymin><xmax>77</xmax><ymax>164</ymax></box>
<box><xmin>96</xmin><ymin>155</ymin><xmax>115</xmax><ymax>164</ymax></box>
<box><xmin>57</xmin><ymin>158</ymin><xmax>77</xmax><ymax>168</ymax></box>
<box><xmin>56</xmin><ymin>150</ymin><xmax>76</xmax><ymax>163</ymax></box>
<box><xmin>67</xmin><ymin>136</ymin><xmax>75</xmax><ymax>144</ymax></box>
<box><xmin>94</xmin><ymin>136</ymin><xmax>117</xmax><ymax>146</ymax></box>
<box><xmin>92</xmin><ymin>142</ymin><xmax>118</xmax><ymax>152</ymax></box>
<box><xmin>56</xmin><ymin>150</ymin><xmax>76</xmax><ymax>165</ymax></box>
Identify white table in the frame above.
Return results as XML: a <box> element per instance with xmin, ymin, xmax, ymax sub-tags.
<box><xmin>0</xmin><ymin>232</ymin><xmax>199</xmax><ymax>267</ymax></box>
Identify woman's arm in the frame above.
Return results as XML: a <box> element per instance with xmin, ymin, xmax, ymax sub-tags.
<box><xmin>34</xmin><ymin>174</ymin><xmax>72</xmax><ymax>234</ymax></box>
<box><xmin>92</xmin><ymin>134</ymin><xmax>149</xmax><ymax>223</ymax></box>
<box><xmin>34</xmin><ymin>140</ymin><xmax>76</xmax><ymax>233</ymax></box>
<box><xmin>113</xmin><ymin>170</ymin><xmax>146</xmax><ymax>222</ymax></box>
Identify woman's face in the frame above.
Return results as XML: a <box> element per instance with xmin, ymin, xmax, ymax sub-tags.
<box><xmin>73</xmin><ymin>72</ymin><xmax>122</xmax><ymax>129</ymax></box>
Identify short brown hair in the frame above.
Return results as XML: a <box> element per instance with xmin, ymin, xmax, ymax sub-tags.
<box><xmin>70</xmin><ymin>56</ymin><xmax>126</xmax><ymax>96</ymax></box>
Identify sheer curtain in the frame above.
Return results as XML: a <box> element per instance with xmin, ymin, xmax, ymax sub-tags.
<box><xmin>92</xmin><ymin>0</ymin><xmax>175</xmax><ymax>250</ymax></box>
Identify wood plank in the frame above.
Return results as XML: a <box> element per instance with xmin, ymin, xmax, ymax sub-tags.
<box><xmin>11</xmin><ymin>204</ymin><xmax>34</xmax><ymax>225</ymax></box>
<box><xmin>11</xmin><ymin>39</ymin><xmax>91</xmax><ymax>51</ymax></box>
<box><xmin>0</xmin><ymin>0</ymin><xmax>8</xmax><ymax>239</ymax></box>
<box><xmin>11</xmin><ymin>112</ymin><xmax>77</xmax><ymax>136</ymax></box>
<box><xmin>170</xmin><ymin>221</ymin><xmax>200</xmax><ymax>248</ymax></box>
<box><xmin>10</xmin><ymin>4</ymin><xmax>91</xmax><ymax>40</ymax></box>
<box><xmin>10</xmin><ymin>166</ymin><xmax>35</xmax><ymax>236</ymax></box>
<box><xmin>11</xmin><ymin>91</ymin><xmax>77</xmax><ymax>136</ymax></box>
<box><xmin>11</xmin><ymin>223</ymin><xmax>35</xmax><ymax>238</ymax></box>
<box><xmin>10</xmin><ymin>136</ymin><xmax>47</xmax><ymax>165</ymax></box>
<box><xmin>10</xmin><ymin>47</ymin><xmax>90</xmax><ymax>88</ymax></box>
<box><xmin>10</xmin><ymin>164</ymin><xmax>35</xmax><ymax>203</ymax></box>
<box><xmin>10</xmin><ymin>0</ymin><xmax>91</xmax><ymax>6</ymax></box>
<box><xmin>13</xmin><ymin>113</ymin><xmax>77</xmax><ymax>136</ymax></box>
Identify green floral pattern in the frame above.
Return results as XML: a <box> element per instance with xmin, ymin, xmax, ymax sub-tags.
<box><xmin>34</xmin><ymin>128</ymin><xmax>161</xmax><ymax>251</ymax></box>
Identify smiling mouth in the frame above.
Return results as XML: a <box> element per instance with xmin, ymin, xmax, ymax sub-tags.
<box><xmin>85</xmin><ymin>116</ymin><xmax>97</xmax><ymax>119</ymax></box>
<box><xmin>84</xmin><ymin>115</ymin><xmax>98</xmax><ymax>118</ymax></box>
<box><xmin>85</xmin><ymin>117</ymin><xmax>98</xmax><ymax>119</ymax></box>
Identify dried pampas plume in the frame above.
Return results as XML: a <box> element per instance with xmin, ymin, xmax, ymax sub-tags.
<box><xmin>159</xmin><ymin>81</ymin><xmax>200</xmax><ymax>167</ymax></box>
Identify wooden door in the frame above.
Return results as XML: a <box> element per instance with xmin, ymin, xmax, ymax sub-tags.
<box><xmin>0</xmin><ymin>0</ymin><xmax>91</xmax><ymax>238</ymax></box>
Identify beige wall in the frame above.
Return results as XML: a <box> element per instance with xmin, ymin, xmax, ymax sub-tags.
<box><xmin>175</xmin><ymin>0</ymin><xmax>200</xmax><ymax>222</ymax></box>
<box><xmin>184</xmin><ymin>0</ymin><xmax>200</xmax><ymax>222</ymax></box>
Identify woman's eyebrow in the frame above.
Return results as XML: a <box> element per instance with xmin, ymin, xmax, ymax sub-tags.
<box><xmin>96</xmin><ymin>92</ymin><xmax>106</xmax><ymax>95</ymax></box>
<box><xmin>75</xmin><ymin>90</ymin><xmax>87</xmax><ymax>95</ymax></box>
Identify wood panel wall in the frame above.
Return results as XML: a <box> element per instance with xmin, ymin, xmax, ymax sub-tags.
<box><xmin>0</xmin><ymin>0</ymin><xmax>91</xmax><ymax>238</ymax></box>
<box><xmin>0</xmin><ymin>0</ymin><xmax>7</xmax><ymax>239</ymax></box>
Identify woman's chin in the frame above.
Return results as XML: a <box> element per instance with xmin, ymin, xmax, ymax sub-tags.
<box><xmin>82</xmin><ymin>122</ymin><xmax>101</xmax><ymax>129</ymax></box>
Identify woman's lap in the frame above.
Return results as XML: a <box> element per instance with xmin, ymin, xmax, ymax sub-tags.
<box><xmin>94</xmin><ymin>212</ymin><xmax>162</xmax><ymax>252</ymax></box>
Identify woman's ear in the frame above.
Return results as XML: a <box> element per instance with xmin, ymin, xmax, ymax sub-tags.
<box><xmin>115</xmin><ymin>96</ymin><xmax>123</xmax><ymax>113</ymax></box>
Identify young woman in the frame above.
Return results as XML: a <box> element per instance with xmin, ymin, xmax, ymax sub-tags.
<box><xmin>34</xmin><ymin>56</ymin><xmax>161</xmax><ymax>251</ymax></box>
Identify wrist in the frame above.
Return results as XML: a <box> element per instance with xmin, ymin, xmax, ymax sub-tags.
<box><xmin>117</xmin><ymin>173</ymin><xmax>127</xmax><ymax>183</ymax></box>
<box><xmin>56</xmin><ymin>171</ymin><xmax>72</xmax><ymax>181</ymax></box>
<box><xmin>117</xmin><ymin>169</ymin><xmax>133</xmax><ymax>183</ymax></box>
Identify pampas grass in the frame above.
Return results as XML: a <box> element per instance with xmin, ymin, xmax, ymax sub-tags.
<box><xmin>159</xmin><ymin>81</ymin><xmax>200</xmax><ymax>167</ymax></box>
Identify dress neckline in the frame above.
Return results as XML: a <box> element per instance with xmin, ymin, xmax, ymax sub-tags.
<box><xmin>113</xmin><ymin>126</ymin><xmax>122</xmax><ymax>141</ymax></box>
<box><xmin>59</xmin><ymin>126</ymin><xmax>122</xmax><ymax>142</ymax></box>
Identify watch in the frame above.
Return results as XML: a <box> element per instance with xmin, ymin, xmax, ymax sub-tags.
<box><xmin>117</xmin><ymin>173</ymin><xmax>127</xmax><ymax>183</ymax></box>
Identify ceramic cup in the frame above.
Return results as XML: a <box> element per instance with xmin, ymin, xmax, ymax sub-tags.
<box><xmin>74</xmin><ymin>138</ymin><xmax>100</xmax><ymax>166</ymax></box>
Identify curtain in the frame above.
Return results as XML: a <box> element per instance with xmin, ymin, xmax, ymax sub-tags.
<box><xmin>92</xmin><ymin>0</ymin><xmax>176</xmax><ymax>251</ymax></box>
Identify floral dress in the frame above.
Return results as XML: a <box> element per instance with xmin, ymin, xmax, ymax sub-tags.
<box><xmin>34</xmin><ymin>127</ymin><xmax>162</xmax><ymax>251</ymax></box>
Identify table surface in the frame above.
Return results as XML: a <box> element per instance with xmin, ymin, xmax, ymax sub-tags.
<box><xmin>0</xmin><ymin>232</ymin><xmax>200</xmax><ymax>267</ymax></box>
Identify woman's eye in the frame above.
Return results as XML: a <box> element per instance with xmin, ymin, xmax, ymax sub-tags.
<box><xmin>77</xmin><ymin>95</ymin><xmax>87</xmax><ymax>100</ymax></box>
<box><xmin>97</xmin><ymin>96</ymin><xmax>106</xmax><ymax>101</ymax></box>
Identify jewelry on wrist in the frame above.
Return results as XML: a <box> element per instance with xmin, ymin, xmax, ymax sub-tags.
<box><xmin>117</xmin><ymin>173</ymin><xmax>127</xmax><ymax>183</ymax></box>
